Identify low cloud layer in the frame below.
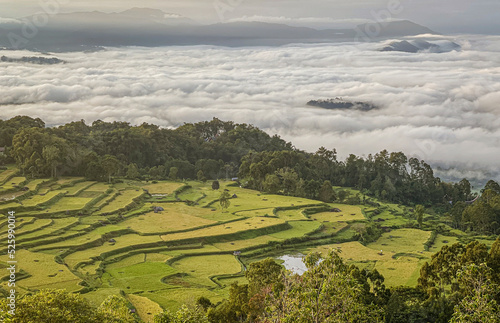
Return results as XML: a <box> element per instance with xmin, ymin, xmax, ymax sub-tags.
<box><xmin>0</xmin><ymin>35</ymin><xmax>499</xmax><ymax>185</ymax></box>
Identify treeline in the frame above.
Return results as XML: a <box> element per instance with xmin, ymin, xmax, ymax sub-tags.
<box><xmin>1</xmin><ymin>116</ymin><xmax>477</xmax><ymax>206</ymax></box>
<box><xmin>0</xmin><ymin>116</ymin><xmax>290</xmax><ymax>181</ymax></box>
<box><xmin>448</xmin><ymin>180</ymin><xmax>500</xmax><ymax>235</ymax></box>
<box><xmin>238</xmin><ymin>149</ymin><xmax>477</xmax><ymax>207</ymax></box>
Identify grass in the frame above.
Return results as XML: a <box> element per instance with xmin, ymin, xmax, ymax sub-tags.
<box><xmin>142</xmin><ymin>288</ymin><xmax>226</xmax><ymax>313</ymax></box>
<box><xmin>17</xmin><ymin>218</ymin><xmax>79</xmax><ymax>242</ymax></box>
<box><xmin>120</xmin><ymin>207</ymin><xmax>216</xmax><ymax>234</ymax></box>
<box><xmin>269</xmin><ymin>220</ymin><xmax>322</xmax><ymax>240</ymax></box>
<box><xmin>44</xmin><ymin>197</ymin><xmax>94</xmax><ymax>213</ymax></box>
<box><xmin>160</xmin><ymin>217</ymin><xmax>285</xmax><ymax>242</ymax></box>
<box><xmin>96</xmin><ymin>189</ymin><xmax>144</xmax><ymax>215</ymax></box>
<box><xmin>170</xmin><ymin>255</ymin><xmax>242</xmax><ymax>287</ymax></box>
<box><xmin>56</xmin><ymin>177</ymin><xmax>85</xmax><ymax>186</ymax></box>
<box><xmin>23</xmin><ymin>190</ymin><xmax>65</xmax><ymax>206</ymax></box>
<box><xmin>11</xmin><ymin>219</ymin><xmax>52</xmax><ymax>235</ymax></box>
<box><xmin>64</xmin><ymin>181</ymin><xmax>97</xmax><ymax>196</ymax></box>
<box><xmin>65</xmin><ymin>234</ymin><xmax>163</xmax><ymax>269</ymax></box>
<box><xmin>367</xmin><ymin>228</ymin><xmax>432</xmax><ymax>255</ymax></box>
<box><xmin>1</xmin><ymin>177</ymin><xmax>477</xmax><ymax>312</ymax></box>
<box><xmin>312</xmin><ymin>242</ymin><xmax>394</xmax><ymax>262</ymax></box>
<box><xmin>429</xmin><ymin>234</ymin><xmax>459</xmax><ymax>252</ymax></box>
<box><xmin>143</xmin><ymin>182</ymin><xmax>184</xmax><ymax>195</ymax></box>
<box><xmin>102</xmin><ymin>262</ymin><xmax>177</xmax><ymax>293</ymax></box>
<box><xmin>275</xmin><ymin>208</ymin><xmax>310</xmax><ymax>221</ymax></box>
<box><xmin>93</xmin><ymin>189</ymin><xmax>118</xmax><ymax>209</ymax></box>
<box><xmin>0</xmin><ymin>249</ymin><xmax>82</xmax><ymax>293</ymax></box>
<box><xmin>374</xmin><ymin>256</ymin><xmax>423</xmax><ymax>287</ymax></box>
<box><xmin>213</xmin><ymin>235</ymin><xmax>281</xmax><ymax>251</ymax></box>
<box><xmin>0</xmin><ymin>168</ymin><xmax>18</xmax><ymax>184</ymax></box>
<box><xmin>127</xmin><ymin>294</ymin><xmax>163</xmax><ymax>323</ymax></box>
<box><xmin>84</xmin><ymin>182</ymin><xmax>111</xmax><ymax>192</ymax></box>
<box><xmin>25</xmin><ymin>179</ymin><xmax>52</xmax><ymax>191</ymax></box>
<box><xmin>0</xmin><ymin>176</ymin><xmax>26</xmax><ymax>191</ymax></box>
<box><xmin>105</xmin><ymin>254</ymin><xmax>146</xmax><ymax>271</ymax></box>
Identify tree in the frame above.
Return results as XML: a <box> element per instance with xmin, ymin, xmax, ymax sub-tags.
<box><xmin>263</xmin><ymin>174</ymin><xmax>281</xmax><ymax>194</ymax></box>
<box><xmin>415</xmin><ymin>205</ymin><xmax>425</xmax><ymax>227</ymax></box>
<box><xmin>42</xmin><ymin>145</ymin><xmax>62</xmax><ymax>178</ymax></box>
<box><xmin>304</xmin><ymin>179</ymin><xmax>321</xmax><ymax>200</ymax></box>
<box><xmin>260</xmin><ymin>251</ymin><xmax>383</xmax><ymax>322</ymax></box>
<box><xmin>246</xmin><ymin>257</ymin><xmax>283</xmax><ymax>296</ymax></box>
<box><xmin>102</xmin><ymin>154</ymin><xmax>120</xmax><ymax>183</ymax></box>
<box><xmin>154</xmin><ymin>305</ymin><xmax>208</xmax><ymax>323</ymax></box>
<box><xmin>197</xmin><ymin>170</ymin><xmax>207</xmax><ymax>182</ymax></box>
<box><xmin>212</xmin><ymin>180</ymin><xmax>220</xmax><ymax>190</ymax></box>
<box><xmin>277</xmin><ymin>167</ymin><xmax>299</xmax><ymax>195</ymax></box>
<box><xmin>98</xmin><ymin>295</ymin><xmax>137</xmax><ymax>322</ymax></box>
<box><xmin>169</xmin><ymin>167</ymin><xmax>179</xmax><ymax>181</ymax></box>
<box><xmin>11</xmin><ymin>127</ymin><xmax>51</xmax><ymax>177</ymax></box>
<box><xmin>450</xmin><ymin>264</ymin><xmax>500</xmax><ymax>323</ymax></box>
<box><xmin>0</xmin><ymin>289</ymin><xmax>99</xmax><ymax>322</ymax></box>
<box><xmin>126</xmin><ymin>163</ymin><xmax>140</xmax><ymax>179</ymax></box>
<box><xmin>318</xmin><ymin>180</ymin><xmax>335</xmax><ymax>203</ymax></box>
<box><xmin>219</xmin><ymin>190</ymin><xmax>231</xmax><ymax>211</ymax></box>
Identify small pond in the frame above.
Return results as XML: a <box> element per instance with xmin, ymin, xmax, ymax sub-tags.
<box><xmin>277</xmin><ymin>254</ymin><xmax>307</xmax><ymax>275</ymax></box>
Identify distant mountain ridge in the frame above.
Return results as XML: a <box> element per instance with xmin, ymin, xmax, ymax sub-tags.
<box><xmin>0</xmin><ymin>8</ymin><xmax>438</xmax><ymax>51</ymax></box>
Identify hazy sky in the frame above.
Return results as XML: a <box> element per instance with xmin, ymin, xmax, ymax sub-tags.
<box><xmin>1</xmin><ymin>35</ymin><xmax>499</xmax><ymax>184</ymax></box>
<box><xmin>0</xmin><ymin>0</ymin><xmax>498</xmax><ymax>34</ymax></box>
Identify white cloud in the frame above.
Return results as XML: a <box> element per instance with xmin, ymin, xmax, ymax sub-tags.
<box><xmin>0</xmin><ymin>35</ymin><xmax>499</xmax><ymax>184</ymax></box>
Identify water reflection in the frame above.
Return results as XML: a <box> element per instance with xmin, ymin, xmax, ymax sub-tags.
<box><xmin>277</xmin><ymin>254</ymin><xmax>307</xmax><ymax>275</ymax></box>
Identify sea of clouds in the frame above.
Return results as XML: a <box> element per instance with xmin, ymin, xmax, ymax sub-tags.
<box><xmin>0</xmin><ymin>35</ymin><xmax>499</xmax><ymax>185</ymax></box>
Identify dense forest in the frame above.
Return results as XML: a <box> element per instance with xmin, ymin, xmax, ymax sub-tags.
<box><xmin>0</xmin><ymin>116</ymin><xmax>499</xmax><ymax>236</ymax></box>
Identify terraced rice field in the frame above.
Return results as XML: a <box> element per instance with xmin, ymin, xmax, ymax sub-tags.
<box><xmin>0</xmin><ymin>170</ymin><xmax>478</xmax><ymax>314</ymax></box>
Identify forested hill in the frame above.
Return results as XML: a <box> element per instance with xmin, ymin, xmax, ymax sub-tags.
<box><xmin>1</xmin><ymin>116</ymin><xmax>499</xmax><ymax>233</ymax></box>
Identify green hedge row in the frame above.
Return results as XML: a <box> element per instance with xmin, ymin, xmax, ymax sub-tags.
<box><xmin>423</xmin><ymin>230</ymin><xmax>438</xmax><ymax>251</ymax></box>
<box><xmin>273</xmin><ymin>203</ymin><xmax>328</xmax><ymax>217</ymax></box>
<box><xmin>173</xmin><ymin>185</ymin><xmax>192</xmax><ymax>200</ymax></box>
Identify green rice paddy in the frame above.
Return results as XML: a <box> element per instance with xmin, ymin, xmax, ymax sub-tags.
<box><xmin>0</xmin><ymin>169</ymin><xmax>483</xmax><ymax>314</ymax></box>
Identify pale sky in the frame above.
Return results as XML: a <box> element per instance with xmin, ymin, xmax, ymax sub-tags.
<box><xmin>0</xmin><ymin>0</ymin><xmax>498</xmax><ymax>34</ymax></box>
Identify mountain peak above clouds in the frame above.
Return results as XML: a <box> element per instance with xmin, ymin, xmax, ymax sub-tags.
<box><xmin>0</xmin><ymin>10</ymin><xmax>440</xmax><ymax>51</ymax></box>
<box><xmin>119</xmin><ymin>7</ymin><xmax>196</xmax><ymax>25</ymax></box>
<box><xmin>357</xmin><ymin>20</ymin><xmax>436</xmax><ymax>37</ymax></box>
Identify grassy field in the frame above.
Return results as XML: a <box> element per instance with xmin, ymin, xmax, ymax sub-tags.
<box><xmin>44</xmin><ymin>197</ymin><xmax>94</xmax><ymax>213</ymax></box>
<box><xmin>102</xmin><ymin>262</ymin><xmax>177</xmax><ymax>293</ymax></box>
<box><xmin>144</xmin><ymin>182</ymin><xmax>184</xmax><ymax>195</ymax></box>
<box><xmin>160</xmin><ymin>217</ymin><xmax>285</xmax><ymax>242</ymax></box>
<box><xmin>96</xmin><ymin>189</ymin><xmax>144</xmax><ymax>215</ymax></box>
<box><xmin>120</xmin><ymin>205</ymin><xmax>216</xmax><ymax>234</ymax></box>
<box><xmin>0</xmin><ymin>173</ymin><xmax>478</xmax><ymax>315</ymax></box>
<box><xmin>0</xmin><ymin>168</ymin><xmax>19</xmax><ymax>184</ymax></box>
<box><xmin>65</xmin><ymin>181</ymin><xmax>97</xmax><ymax>196</ymax></box>
<box><xmin>0</xmin><ymin>250</ymin><xmax>82</xmax><ymax>293</ymax></box>
<box><xmin>170</xmin><ymin>255</ymin><xmax>242</xmax><ymax>288</ymax></box>
<box><xmin>127</xmin><ymin>294</ymin><xmax>163</xmax><ymax>323</ymax></box>
<box><xmin>0</xmin><ymin>176</ymin><xmax>26</xmax><ymax>191</ymax></box>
